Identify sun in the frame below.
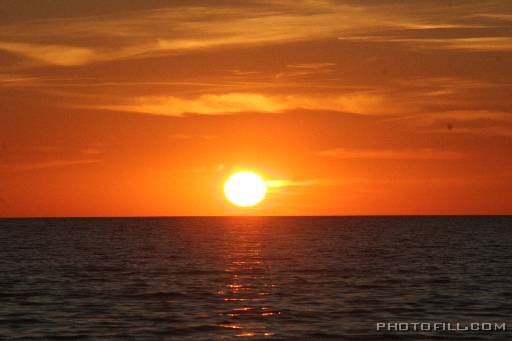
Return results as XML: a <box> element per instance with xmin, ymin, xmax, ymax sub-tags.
<box><xmin>224</xmin><ymin>171</ymin><xmax>267</xmax><ymax>207</ymax></box>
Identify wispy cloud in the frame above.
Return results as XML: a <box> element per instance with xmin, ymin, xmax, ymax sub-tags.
<box><xmin>440</xmin><ymin>37</ymin><xmax>512</xmax><ymax>51</ymax></box>
<box><xmin>396</xmin><ymin>77</ymin><xmax>494</xmax><ymax>96</ymax></box>
<box><xmin>97</xmin><ymin>91</ymin><xmax>395</xmax><ymax>116</ymax></box>
<box><xmin>0</xmin><ymin>159</ymin><xmax>100</xmax><ymax>172</ymax></box>
<box><xmin>0</xmin><ymin>73</ymin><xmax>39</xmax><ymax>85</ymax></box>
<box><xmin>337</xmin><ymin>36</ymin><xmax>512</xmax><ymax>52</ymax></box>
<box><xmin>0</xmin><ymin>42</ymin><xmax>95</xmax><ymax>66</ymax></box>
<box><xmin>476</xmin><ymin>13</ymin><xmax>512</xmax><ymax>22</ymax></box>
<box><xmin>316</xmin><ymin>148</ymin><xmax>466</xmax><ymax>160</ymax></box>
<box><xmin>171</xmin><ymin>164</ymin><xmax>225</xmax><ymax>174</ymax></box>
<box><xmin>266</xmin><ymin>178</ymin><xmax>334</xmax><ymax>188</ymax></box>
<box><xmin>392</xmin><ymin>110</ymin><xmax>512</xmax><ymax>136</ymax></box>
<box><xmin>414</xmin><ymin>110</ymin><xmax>512</xmax><ymax>122</ymax></box>
<box><xmin>0</xmin><ymin>2</ymin><xmax>368</xmax><ymax>66</ymax></box>
<box><xmin>431</xmin><ymin>126</ymin><xmax>512</xmax><ymax>137</ymax></box>
<box><xmin>1</xmin><ymin>1</ymin><xmax>508</xmax><ymax>66</ymax></box>
<box><xmin>275</xmin><ymin>62</ymin><xmax>336</xmax><ymax>79</ymax></box>
<box><xmin>99</xmin><ymin>93</ymin><xmax>288</xmax><ymax>116</ymax></box>
<box><xmin>170</xmin><ymin>134</ymin><xmax>217</xmax><ymax>140</ymax></box>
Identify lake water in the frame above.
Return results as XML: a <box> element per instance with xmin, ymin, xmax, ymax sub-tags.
<box><xmin>1</xmin><ymin>216</ymin><xmax>511</xmax><ymax>340</ymax></box>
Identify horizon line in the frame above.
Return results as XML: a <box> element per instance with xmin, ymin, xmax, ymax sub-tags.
<box><xmin>1</xmin><ymin>214</ymin><xmax>511</xmax><ymax>219</ymax></box>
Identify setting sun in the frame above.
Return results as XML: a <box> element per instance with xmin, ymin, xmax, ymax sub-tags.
<box><xmin>224</xmin><ymin>171</ymin><xmax>267</xmax><ymax>207</ymax></box>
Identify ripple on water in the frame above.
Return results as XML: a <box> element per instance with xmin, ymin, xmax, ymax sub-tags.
<box><xmin>0</xmin><ymin>216</ymin><xmax>511</xmax><ymax>340</ymax></box>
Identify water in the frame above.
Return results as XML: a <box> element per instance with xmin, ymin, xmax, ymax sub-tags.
<box><xmin>1</xmin><ymin>216</ymin><xmax>511</xmax><ymax>340</ymax></box>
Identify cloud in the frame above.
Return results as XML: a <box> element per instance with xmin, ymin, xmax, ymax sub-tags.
<box><xmin>391</xmin><ymin>110</ymin><xmax>512</xmax><ymax>136</ymax></box>
<box><xmin>0</xmin><ymin>159</ymin><xmax>100</xmax><ymax>172</ymax></box>
<box><xmin>337</xmin><ymin>36</ymin><xmax>512</xmax><ymax>52</ymax></box>
<box><xmin>285</xmin><ymin>92</ymin><xmax>389</xmax><ymax>115</ymax></box>
<box><xmin>171</xmin><ymin>164</ymin><xmax>225</xmax><ymax>174</ymax></box>
<box><xmin>477</xmin><ymin>14</ymin><xmax>512</xmax><ymax>22</ymax></box>
<box><xmin>265</xmin><ymin>178</ymin><xmax>340</xmax><ymax>191</ymax></box>
<box><xmin>285</xmin><ymin>62</ymin><xmax>336</xmax><ymax>70</ymax></box>
<box><xmin>100</xmin><ymin>93</ymin><xmax>288</xmax><ymax>116</ymax></box>
<box><xmin>2</xmin><ymin>1</ymin><xmax>508</xmax><ymax>66</ymax></box>
<box><xmin>265</xmin><ymin>179</ymin><xmax>321</xmax><ymax>188</ymax></box>
<box><xmin>316</xmin><ymin>148</ymin><xmax>465</xmax><ymax>160</ymax></box>
<box><xmin>440</xmin><ymin>37</ymin><xmax>512</xmax><ymax>51</ymax></box>
<box><xmin>2</xmin><ymin>145</ymin><xmax>106</xmax><ymax>156</ymax></box>
<box><xmin>0</xmin><ymin>73</ymin><xmax>40</xmax><ymax>85</ymax></box>
<box><xmin>0</xmin><ymin>41</ymin><xmax>95</xmax><ymax>66</ymax></box>
<box><xmin>275</xmin><ymin>62</ymin><xmax>336</xmax><ymax>79</ymax></box>
<box><xmin>0</xmin><ymin>2</ymin><xmax>369</xmax><ymax>66</ymax></box>
<box><xmin>170</xmin><ymin>134</ymin><xmax>217</xmax><ymax>140</ymax></box>
<box><xmin>432</xmin><ymin>126</ymin><xmax>512</xmax><ymax>137</ymax></box>
<box><xmin>401</xmin><ymin>37</ymin><xmax>512</xmax><ymax>52</ymax></box>
<box><xmin>417</xmin><ymin>110</ymin><xmax>512</xmax><ymax>122</ymax></box>
<box><xmin>97</xmin><ymin>91</ymin><xmax>394</xmax><ymax>116</ymax></box>
<box><xmin>396</xmin><ymin>77</ymin><xmax>494</xmax><ymax>95</ymax></box>
<box><xmin>82</xmin><ymin>148</ymin><xmax>104</xmax><ymax>155</ymax></box>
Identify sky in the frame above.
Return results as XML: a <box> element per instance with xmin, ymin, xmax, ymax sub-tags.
<box><xmin>1</xmin><ymin>0</ymin><xmax>512</xmax><ymax>217</ymax></box>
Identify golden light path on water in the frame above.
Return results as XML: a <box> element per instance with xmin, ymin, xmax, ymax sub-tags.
<box><xmin>216</xmin><ymin>221</ymin><xmax>279</xmax><ymax>337</ymax></box>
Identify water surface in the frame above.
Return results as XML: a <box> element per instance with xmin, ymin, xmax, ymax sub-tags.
<box><xmin>1</xmin><ymin>216</ymin><xmax>511</xmax><ymax>340</ymax></box>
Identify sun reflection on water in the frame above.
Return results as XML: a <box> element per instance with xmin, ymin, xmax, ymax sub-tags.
<box><xmin>216</xmin><ymin>226</ymin><xmax>279</xmax><ymax>338</ymax></box>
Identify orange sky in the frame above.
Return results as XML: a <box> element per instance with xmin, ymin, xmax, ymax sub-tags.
<box><xmin>1</xmin><ymin>0</ymin><xmax>512</xmax><ymax>217</ymax></box>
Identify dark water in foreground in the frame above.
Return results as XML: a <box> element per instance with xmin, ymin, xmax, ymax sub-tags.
<box><xmin>1</xmin><ymin>216</ymin><xmax>511</xmax><ymax>340</ymax></box>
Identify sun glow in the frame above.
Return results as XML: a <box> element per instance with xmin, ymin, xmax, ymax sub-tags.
<box><xmin>224</xmin><ymin>171</ymin><xmax>267</xmax><ymax>207</ymax></box>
